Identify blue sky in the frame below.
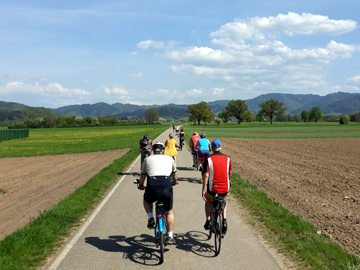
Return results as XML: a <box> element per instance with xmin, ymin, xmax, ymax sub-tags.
<box><xmin>1</xmin><ymin>0</ymin><xmax>360</xmax><ymax>108</ymax></box>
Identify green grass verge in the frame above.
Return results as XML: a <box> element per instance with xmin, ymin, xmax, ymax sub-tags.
<box><xmin>230</xmin><ymin>173</ymin><xmax>360</xmax><ymax>270</ymax></box>
<box><xmin>0</xmin><ymin>125</ymin><xmax>168</xmax><ymax>269</ymax></box>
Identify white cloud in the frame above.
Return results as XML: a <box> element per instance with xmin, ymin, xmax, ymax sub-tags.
<box><xmin>347</xmin><ymin>75</ymin><xmax>360</xmax><ymax>84</ymax></box>
<box><xmin>127</xmin><ymin>100</ymin><xmax>143</xmax><ymax>105</ymax></box>
<box><xmin>210</xmin><ymin>12</ymin><xmax>357</xmax><ymax>41</ymax></box>
<box><xmin>130</xmin><ymin>51</ymin><xmax>137</xmax><ymax>55</ymax></box>
<box><xmin>156</xmin><ymin>89</ymin><xmax>169</xmax><ymax>94</ymax></box>
<box><xmin>186</xmin><ymin>88</ymin><xmax>202</xmax><ymax>96</ymax></box>
<box><xmin>212</xmin><ymin>88</ymin><xmax>224</xmax><ymax>96</ymax></box>
<box><xmin>104</xmin><ymin>86</ymin><xmax>128</xmax><ymax>95</ymax></box>
<box><xmin>1</xmin><ymin>81</ymin><xmax>90</xmax><ymax>96</ymax></box>
<box><xmin>137</xmin><ymin>39</ymin><xmax>165</xmax><ymax>50</ymax></box>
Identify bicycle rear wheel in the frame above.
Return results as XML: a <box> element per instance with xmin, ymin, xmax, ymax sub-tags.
<box><xmin>214</xmin><ymin>212</ymin><xmax>223</xmax><ymax>256</ymax></box>
<box><xmin>159</xmin><ymin>232</ymin><xmax>165</xmax><ymax>263</ymax></box>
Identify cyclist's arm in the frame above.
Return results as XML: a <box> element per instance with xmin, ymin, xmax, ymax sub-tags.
<box><xmin>171</xmin><ymin>172</ymin><xmax>177</xmax><ymax>185</ymax></box>
<box><xmin>202</xmin><ymin>171</ymin><xmax>209</xmax><ymax>201</ymax></box>
<box><xmin>139</xmin><ymin>173</ymin><xmax>146</xmax><ymax>188</ymax></box>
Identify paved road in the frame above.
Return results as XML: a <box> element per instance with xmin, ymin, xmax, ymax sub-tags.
<box><xmin>46</xmin><ymin>128</ymin><xmax>281</xmax><ymax>270</ymax></box>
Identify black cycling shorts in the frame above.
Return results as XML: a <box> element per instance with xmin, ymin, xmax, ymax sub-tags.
<box><xmin>144</xmin><ymin>187</ymin><xmax>173</xmax><ymax>211</ymax></box>
<box><xmin>207</xmin><ymin>185</ymin><xmax>228</xmax><ymax>197</ymax></box>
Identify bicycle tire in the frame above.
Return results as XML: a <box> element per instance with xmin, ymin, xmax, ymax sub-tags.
<box><xmin>214</xmin><ymin>212</ymin><xmax>223</xmax><ymax>256</ymax></box>
<box><xmin>159</xmin><ymin>232</ymin><xmax>165</xmax><ymax>264</ymax></box>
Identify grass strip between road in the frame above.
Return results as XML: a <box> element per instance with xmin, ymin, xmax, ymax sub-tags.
<box><xmin>230</xmin><ymin>172</ymin><xmax>360</xmax><ymax>270</ymax></box>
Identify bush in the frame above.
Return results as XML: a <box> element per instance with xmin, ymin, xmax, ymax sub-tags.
<box><xmin>339</xmin><ymin>115</ymin><xmax>350</xmax><ymax>124</ymax></box>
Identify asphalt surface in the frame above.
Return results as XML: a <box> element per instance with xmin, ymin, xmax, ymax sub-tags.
<box><xmin>46</xmin><ymin>128</ymin><xmax>281</xmax><ymax>270</ymax></box>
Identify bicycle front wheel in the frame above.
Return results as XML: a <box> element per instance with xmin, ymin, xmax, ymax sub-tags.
<box><xmin>214</xmin><ymin>212</ymin><xmax>223</xmax><ymax>256</ymax></box>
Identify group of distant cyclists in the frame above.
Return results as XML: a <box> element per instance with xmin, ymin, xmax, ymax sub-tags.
<box><xmin>138</xmin><ymin>127</ymin><xmax>231</xmax><ymax>245</ymax></box>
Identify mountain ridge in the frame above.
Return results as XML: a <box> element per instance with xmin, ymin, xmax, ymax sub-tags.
<box><xmin>1</xmin><ymin>91</ymin><xmax>359</xmax><ymax>120</ymax></box>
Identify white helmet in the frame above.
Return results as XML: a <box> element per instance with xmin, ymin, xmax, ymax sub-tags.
<box><xmin>153</xmin><ymin>142</ymin><xmax>165</xmax><ymax>152</ymax></box>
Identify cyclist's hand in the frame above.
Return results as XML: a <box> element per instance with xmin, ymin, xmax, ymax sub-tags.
<box><xmin>202</xmin><ymin>191</ymin><xmax>207</xmax><ymax>202</ymax></box>
<box><xmin>138</xmin><ymin>185</ymin><xmax>146</xmax><ymax>190</ymax></box>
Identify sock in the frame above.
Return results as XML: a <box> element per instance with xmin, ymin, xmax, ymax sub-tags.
<box><xmin>148</xmin><ymin>213</ymin><xmax>154</xmax><ymax>219</ymax></box>
<box><xmin>223</xmin><ymin>218</ymin><xmax>227</xmax><ymax>224</ymax></box>
<box><xmin>168</xmin><ymin>231</ymin><xmax>173</xmax><ymax>238</ymax></box>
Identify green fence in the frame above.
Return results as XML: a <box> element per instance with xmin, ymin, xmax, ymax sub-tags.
<box><xmin>0</xmin><ymin>129</ymin><xmax>29</xmax><ymax>142</ymax></box>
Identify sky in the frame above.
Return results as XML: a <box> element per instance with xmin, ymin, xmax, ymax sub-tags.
<box><xmin>0</xmin><ymin>0</ymin><xmax>360</xmax><ymax>108</ymax></box>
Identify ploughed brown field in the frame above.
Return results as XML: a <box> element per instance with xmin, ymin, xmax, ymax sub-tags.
<box><xmin>0</xmin><ymin>149</ymin><xmax>129</xmax><ymax>240</ymax></box>
<box><xmin>218</xmin><ymin>137</ymin><xmax>360</xmax><ymax>257</ymax></box>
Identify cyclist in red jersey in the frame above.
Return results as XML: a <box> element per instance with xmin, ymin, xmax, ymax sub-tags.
<box><xmin>202</xmin><ymin>139</ymin><xmax>231</xmax><ymax>234</ymax></box>
<box><xmin>189</xmin><ymin>131</ymin><xmax>201</xmax><ymax>167</ymax></box>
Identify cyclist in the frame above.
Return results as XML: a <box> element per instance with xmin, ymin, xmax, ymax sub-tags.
<box><xmin>164</xmin><ymin>133</ymin><xmax>179</xmax><ymax>164</ymax></box>
<box><xmin>195</xmin><ymin>132</ymin><xmax>211</xmax><ymax>171</ymax></box>
<box><xmin>138</xmin><ymin>142</ymin><xmax>178</xmax><ymax>245</ymax></box>
<box><xmin>202</xmin><ymin>139</ymin><xmax>231</xmax><ymax>235</ymax></box>
<box><xmin>178</xmin><ymin>128</ymin><xmax>185</xmax><ymax>149</ymax></box>
<box><xmin>139</xmin><ymin>134</ymin><xmax>152</xmax><ymax>169</ymax></box>
<box><xmin>189</xmin><ymin>131</ymin><xmax>200</xmax><ymax>167</ymax></box>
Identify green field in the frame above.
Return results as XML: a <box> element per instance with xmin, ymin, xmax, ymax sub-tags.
<box><xmin>183</xmin><ymin>122</ymin><xmax>360</xmax><ymax>139</ymax></box>
<box><xmin>0</xmin><ymin>125</ymin><xmax>167</xmax><ymax>158</ymax></box>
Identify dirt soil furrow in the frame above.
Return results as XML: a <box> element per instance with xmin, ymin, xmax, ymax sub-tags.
<box><xmin>218</xmin><ymin>137</ymin><xmax>360</xmax><ymax>256</ymax></box>
<box><xmin>0</xmin><ymin>149</ymin><xmax>129</xmax><ymax>240</ymax></box>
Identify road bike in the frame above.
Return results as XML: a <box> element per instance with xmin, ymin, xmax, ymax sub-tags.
<box><xmin>208</xmin><ymin>195</ymin><xmax>226</xmax><ymax>256</ymax></box>
<box><xmin>134</xmin><ymin>179</ymin><xmax>169</xmax><ymax>264</ymax></box>
<box><xmin>193</xmin><ymin>151</ymin><xmax>199</xmax><ymax>171</ymax></box>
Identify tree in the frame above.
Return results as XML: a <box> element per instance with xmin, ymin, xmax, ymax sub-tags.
<box><xmin>242</xmin><ymin>111</ymin><xmax>255</xmax><ymax>122</ymax></box>
<box><xmin>293</xmin><ymin>114</ymin><xmax>301</xmax><ymax>122</ymax></box>
<box><xmin>309</xmin><ymin>106</ymin><xmax>322</xmax><ymax>123</ymax></box>
<box><xmin>225</xmin><ymin>99</ymin><xmax>249</xmax><ymax>124</ymax></box>
<box><xmin>186</xmin><ymin>102</ymin><xmax>215</xmax><ymax>125</ymax></box>
<box><xmin>256</xmin><ymin>112</ymin><xmax>264</xmax><ymax>122</ymax></box>
<box><xmin>339</xmin><ymin>114</ymin><xmax>350</xmax><ymax>124</ymax></box>
<box><xmin>258</xmin><ymin>99</ymin><xmax>287</xmax><ymax>124</ymax></box>
<box><xmin>144</xmin><ymin>108</ymin><xmax>159</xmax><ymax>124</ymax></box>
<box><xmin>218</xmin><ymin>110</ymin><xmax>231</xmax><ymax>123</ymax></box>
<box><xmin>301</xmin><ymin>110</ymin><xmax>309</xmax><ymax>123</ymax></box>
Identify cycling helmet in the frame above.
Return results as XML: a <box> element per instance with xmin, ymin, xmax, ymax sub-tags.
<box><xmin>200</xmin><ymin>132</ymin><xmax>206</xmax><ymax>138</ymax></box>
<box><xmin>169</xmin><ymin>133</ymin><xmax>175</xmax><ymax>138</ymax></box>
<box><xmin>211</xmin><ymin>139</ymin><xmax>222</xmax><ymax>151</ymax></box>
<box><xmin>153</xmin><ymin>142</ymin><xmax>165</xmax><ymax>152</ymax></box>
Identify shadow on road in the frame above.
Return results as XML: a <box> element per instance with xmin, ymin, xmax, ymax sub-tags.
<box><xmin>175</xmin><ymin>231</ymin><xmax>215</xmax><ymax>257</ymax></box>
<box><xmin>176</xmin><ymin>166</ymin><xmax>195</xmax><ymax>171</ymax></box>
<box><xmin>84</xmin><ymin>230</ymin><xmax>215</xmax><ymax>266</ymax></box>
<box><xmin>85</xmin><ymin>234</ymin><xmax>163</xmax><ymax>266</ymax></box>
<box><xmin>177</xmin><ymin>177</ymin><xmax>202</xmax><ymax>184</ymax></box>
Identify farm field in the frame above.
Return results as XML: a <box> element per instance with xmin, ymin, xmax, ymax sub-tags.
<box><xmin>215</xmin><ymin>136</ymin><xmax>360</xmax><ymax>257</ymax></box>
<box><xmin>184</xmin><ymin>122</ymin><xmax>360</xmax><ymax>257</ymax></box>
<box><xmin>0</xmin><ymin>125</ymin><xmax>167</xmax><ymax>241</ymax></box>
<box><xmin>0</xmin><ymin>149</ymin><xmax>129</xmax><ymax>240</ymax></box>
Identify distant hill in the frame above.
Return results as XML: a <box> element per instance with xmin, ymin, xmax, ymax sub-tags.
<box><xmin>1</xmin><ymin>91</ymin><xmax>360</xmax><ymax>121</ymax></box>
<box><xmin>0</xmin><ymin>107</ymin><xmax>59</xmax><ymax>122</ymax></box>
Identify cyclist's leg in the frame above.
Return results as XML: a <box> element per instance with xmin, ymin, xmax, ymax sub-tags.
<box><xmin>204</xmin><ymin>191</ymin><xmax>214</xmax><ymax>220</ymax></box>
<box><xmin>165</xmin><ymin>209</ymin><xmax>174</xmax><ymax>232</ymax></box>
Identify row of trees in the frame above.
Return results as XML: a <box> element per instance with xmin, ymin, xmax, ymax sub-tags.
<box><xmin>5</xmin><ymin>115</ymin><xmax>147</xmax><ymax>129</ymax></box>
<box><xmin>187</xmin><ymin>99</ymin><xmax>360</xmax><ymax>125</ymax></box>
<box><xmin>187</xmin><ymin>99</ymin><xmax>287</xmax><ymax>125</ymax></box>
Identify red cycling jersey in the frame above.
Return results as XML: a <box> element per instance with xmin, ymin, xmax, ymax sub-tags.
<box><xmin>190</xmin><ymin>135</ymin><xmax>200</xmax><ymax>150</ymax></box>
<box><xmin>204</xmin><ymin>152</ymin><xmax>231</xmax><ymax>194</ymax></box>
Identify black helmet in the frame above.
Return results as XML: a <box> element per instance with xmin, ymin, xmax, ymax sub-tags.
<box><xmin>153</xmin><ymin>142</ymin><xmax>165</xmax><ymax>152</ymax></box>
<box><xmin>200</xmin><ymin>132</ymin><xmax>206</xmax><ymax>138</ymax></box>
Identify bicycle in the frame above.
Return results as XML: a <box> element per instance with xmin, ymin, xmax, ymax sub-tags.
<box><xmin>208</xmin><ymin>195</ymin><xmax>226</xmax><ymax>256</ymax></box>
<box><xmin>193</xmin><ymin>151</ymin><xmax>199</xmax><ymax>171</ymax></box>
<box><xmin>134</xmin><ymin>179</ymin><xmax>173</xmax><ymax>264</ymax></box>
